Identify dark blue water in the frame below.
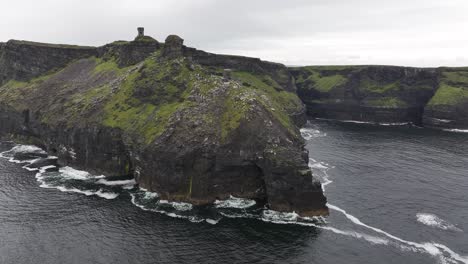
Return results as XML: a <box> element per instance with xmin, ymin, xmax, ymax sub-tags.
<box><xmin>1</xmin><ymin>120</ymin><xmax>467</xmax><ymax>264</ymax></box>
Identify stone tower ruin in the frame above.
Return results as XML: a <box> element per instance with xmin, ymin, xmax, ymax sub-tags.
<box><xmin>137</xmin><ymin>27</ymin><xmax>144</xmax><ymax>37</ymax></box>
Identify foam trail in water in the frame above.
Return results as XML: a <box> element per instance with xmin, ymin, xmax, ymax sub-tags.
<box><xmin>44</xmin><ymin>186</ymin><xmax>120</xmax><ymax>199</ymax></box>
<box><xmin>315</xmin><ymin>118</ymin><xmax>412</xmax><ymax>127</ymax></box>
<box><xmin>417</xmin><ymin>213</ymin><xmax>462</xmax><ymax>232</ymax></box>
<box><xmin>328</xmin><ymin>203</ymin><xmax>468</xmax><ymax>264</ymax></box>
<box><xmin>232</xmin><ymin>210</ymin><xmax>390</xmax><ymax>246</ymax></box>
<box><xmin>443</xmin><ymin>129</ymin><xmax>468</xmax><ymax>133</ymax></box>
<box><xmin>379</xmin><ymin>122</ymin><xmax>412</xmax><ymax>126</ymax></box>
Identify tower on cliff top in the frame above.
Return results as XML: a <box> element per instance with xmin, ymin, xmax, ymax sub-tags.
<box><xmin>137</xmin><ymin>27</ymin><xmax>144</xmax><ymax>37</ymax></box>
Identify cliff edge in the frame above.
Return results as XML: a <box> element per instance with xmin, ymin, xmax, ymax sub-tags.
<box><xmin>0</xmin><ymin>30</ymin><xmax>328</xmax><ymax>216</ymax></box>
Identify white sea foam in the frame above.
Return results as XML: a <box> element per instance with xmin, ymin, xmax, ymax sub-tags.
<box><xmin>315</xmin><ymin>118</ymin><xmax>412</xmax><ymax>127</ymax></box>
<box><xmin>143</xmin><ymin>190</ymin><xmax>158</xmax><ymax>199</ymax></box>
<box><xmin>224</xmin><ymin>209</ymin><xmax>389</xmax><ymax>246</ymax></box>
<box><xmin>417</xmin><ymin>213</ymin><xmax>462</xmax><ymax>232</ymax></box>
<box><xmin>8</xmin><ymin>145</ymin><xmax>47</xmax><ymax>155</ymax></box>
<box><xmin>338</xmin><ymin>119</ymin><xmax>374</xmax><ymax>124</ymax></box>
<box><xmin>308</xmin><ymin>159</ymin><xmax>333</xmax><ymax>192</ymax></box>
<box><xmin>159</xmin><ymin>200</ymin><xmax>193</xmax><ymax>211</ymax></box>
<box><xmin>59</xmin><ymin>166</ymin><xmax>105</xmax><ymax>180</ymax></box>
<box><xmin>300</xmin><ymin>128</ymin><xmax>327</xmax><ymax>140</ymax></box>
<box><xmin>262</xmin><ymin>209</ymin><xmax>299</xmax><ymax>222</ymax></box>
<box><xmin>379</xmin><ymin>122</ymin><xmax>411</xmax><ymax>126</ymax></box>
<box><xmin>432</xmin><ymin>118</ymin><xmax>452</xmax><ymax>123</ymax></box>
<box><xmin>205</xmin><ymin>218</ymin><xmax>221</xmax><ymax>225</ymax></box>
<box><xmin>129</xmin><ymin>193</ymin><xmax>203</xmax><ymax>223</ymax></box>
<box><xmin>97</xmin><ymin>178</ymin><xmax>136</xmax><ymax>186</ymax></box>
<box><xmin>214</xmin><ymin>195</ymin><xmax>256</xmax><ymax>209</ymax></box>
<box><xmin>443</xmin><ymin>129</ymin><xmax>468</xmax><ymax>133</ymax></box>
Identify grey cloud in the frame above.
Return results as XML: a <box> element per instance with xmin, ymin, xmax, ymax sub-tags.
<box><xmin>0</xmin><ymin>0</ymin><xmax>467</xmax><ymax>66</ymax></box>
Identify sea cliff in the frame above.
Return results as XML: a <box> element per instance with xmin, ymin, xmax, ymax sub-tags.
<box><xmin>0</xmin><ymin>30</ymin><xmax>328</xmax><ymax>216</ymax></box>
<box><xmin>290</xmin><ymin>65</ymin><xmax>468</xmax><ymax>129</ymax></box>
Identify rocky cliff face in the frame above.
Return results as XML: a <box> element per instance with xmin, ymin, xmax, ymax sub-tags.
<box><xmin>0</xmin><ymin>34</ymin><xmax>327</xmax><ymax>216</ymax></box>
<box><xmin>290</xmin><ymin>65</ymin><xmax>438</xmax><ymax>125</ymax></box>
<box><xmin>0</xmin><ymin>40</ymin><xmax>97</xmax><ymax>86</ymax></box>
<box><xmin>290</xmin><ymin>65</ymin><xmax>468</xmax><ymax>129</ymax></box>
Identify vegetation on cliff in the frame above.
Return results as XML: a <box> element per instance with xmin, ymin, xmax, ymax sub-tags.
<box><xmin>0</xmin><ymin>34</ymin><xmax>327</xmax><ymax>216</ymax></box>
<box><xmin>427</xmin><ymin>69</ymin><xmax>468</xmax><ymax>106</ymax></box>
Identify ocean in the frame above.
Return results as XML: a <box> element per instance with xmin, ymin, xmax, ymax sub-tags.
<box><xmin>0</xmin><ymin>119</ymin><xmax>467</xmax><ymax>264</ymax></box>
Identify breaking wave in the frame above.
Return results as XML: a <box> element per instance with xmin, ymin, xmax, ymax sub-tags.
<box><xmin>416</xmin><ymin>213</ymin><xmax>463</xmax><ymax>232</ymax></box>
<box><xmin>300</xmin><ymin>128</ymin><xmax>327</xmax><ymax>140</ymax></box>
<box><xmin>214</xmin><ymin>195</ymin><xmax>256</xmax><ymax>209</ymax></box>
<box><xmin>308</xmin><ymin>158</ymin><xmax>333</xmax><ymax>191</ymax></box>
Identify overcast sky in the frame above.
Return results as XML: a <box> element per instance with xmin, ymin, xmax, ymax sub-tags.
<box><xmin>1</xmin><ymin>0</ymin><xmax>468</xmax><ymax>67</ymax></box>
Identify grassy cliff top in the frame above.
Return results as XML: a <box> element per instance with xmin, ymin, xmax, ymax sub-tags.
<box><xmin>427</xmin><ymin>68</ymin><xmax>468</xmax><ymax>107</ymax></box>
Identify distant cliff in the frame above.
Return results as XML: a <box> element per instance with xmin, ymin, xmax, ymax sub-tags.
<box><xmin>0</xmin><ymin>30</ymin><xmax>327</xmax><ymax>216</ymax></box>
<box><xmin>290</xmin><ymin>65</ymin><xmax>468</xmax><ymax>129</ymax></box>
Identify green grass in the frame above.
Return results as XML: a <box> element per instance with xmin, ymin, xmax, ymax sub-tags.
<box><xmin>428</xmin><ymin>84</ymin><xmax>468</xmax><ymax>106</ymax></box>
<box><xmin>293</xmin><ymin>68</ymin><xmax>349</xmax><ymax>93</ymax></box>
<box><xmin>231</xmin><ymin>71</ymin><xmax>301</xmax><ymax>137</ymax></box>
<box><xmin>364</xmin><ymin>97</ymin><xmax>408</xmax><ymax>108</ymax></box>
<box><xmin>313</xmin><ymin>74</ymin><xmax>348</xmax><ymax>92</ymax></box>
<box><xmin>93</xmin><ymin>58</ymin><xmax>120</xmax><ymax>74</ymax></box>
<box><xmin>101</xmin><ymin>55</ymin><xmax>199</xmax><ymax>144</ymax></box>
<box><xmin>299</xmin><ymin>65</ymin><xmax>365</xmax><ymax>71</ymax></box>
<box><xmin>442</xmin><ymin>70</ymin><xmax>468</xmax><ymax>85</ymax></box>
<box><xmin>220</xmin><ymin>88</ymin><xmax>251</xmax><ymax>139</ymax></box>
<box><xmin>360</xmin><ymin>79</ymin><xmax>401</xmax><ymax>94</ymax></box>
<box><xmin>0</xmin><ymin>70</ymin><xmax>60</xmax><ymax>109</ymax></box>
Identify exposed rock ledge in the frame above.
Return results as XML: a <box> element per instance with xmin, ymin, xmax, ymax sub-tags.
<box><xmin>0</xmin><ymin>30</ymin><xmax>328</xmax><ymax>216</ymax></box>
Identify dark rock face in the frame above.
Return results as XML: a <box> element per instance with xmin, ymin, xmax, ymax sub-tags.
<box><xmin>0</xmin><ymin>34</ymin><xmax>327</xmax><ymax>216</ymax></box>
<box><xmin>0</xmin><ymin>40</ymin><xmax>97</xmax><ymax>86</ymax></box>
<box><xmin>290</xmin><ymin>65</ymin><xmax>438</xmax><ymax>125</ymax></box>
